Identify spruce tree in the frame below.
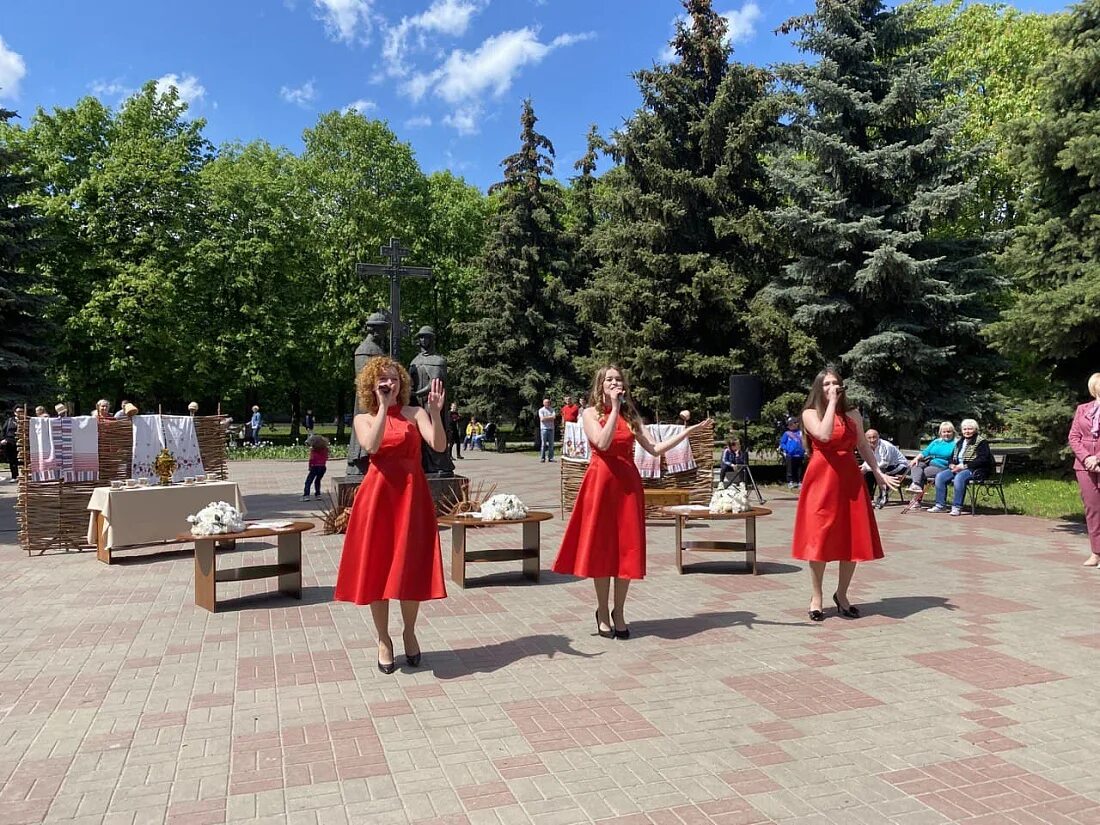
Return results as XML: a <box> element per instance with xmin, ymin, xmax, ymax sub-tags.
<box><xmin>575</xmin><ymin>0</ymin><xmax>780</xmax><ymax>418</ymax></box>
<box><xmin>767</xmin><ymin>0</ymin><xmax>996</xmax><ymax>439</ymax></box>
<box><xmin>0</xmin><ymin>108</ymin><xmax>51</xmax><ymax>408</ymax></box>
<box><xmin>451</xmin><ymin>100</ymin><xmax>574</xmax><ymax>426</ymax></box>
<box><xmin>985</xmin><ymin>0</ymin><xmax>1100</xmax><ymax>384</ymax></box>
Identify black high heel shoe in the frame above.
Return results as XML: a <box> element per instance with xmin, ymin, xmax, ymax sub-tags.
<box><xmin>832</xmin><ymin>593</ymin><xmax>860</xmax><ymax>618</ymax></box>
<box><xmin>377</xmin><ymin>658</ymin><xmax>396</xmax><ymax>674</ymax></box>
<box><xmin>595</xmin><ymin>610</ymin><xmax>613</xmax><ymax>639</ymax></box>
<box><xmin>808</xmin><ymin>608</ymin><xmax>825</xmax><ymax>622</ymax></box>
<box><xmin>610</xmin><ymin>609</ymin><xmax>630</xmax><ymax>639</ymax></box>
<box><xmin>406</xmin><ymin>651</ymin><xmax>422</xmax><ymax>667</ymax></box>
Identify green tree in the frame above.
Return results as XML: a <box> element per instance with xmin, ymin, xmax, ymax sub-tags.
<box><xmin>296</xmin><ymin>111</ymin><xmax>429</xmax><ymax>434</ymax></box>
<box><xmin>574</xmin><ymin>0</ymin><xmax>782</xmax><ymax>418</ymax></box>
<box><xmin>452</xmin><ymin>99</ymin><xmax>575</xmax><ymax>425</ymax></box>
<box><xmin>984</xmin><ymin>0</ymin><xmax>1100</xmax><ymax>457</ymax></box>
<box><xmin>912</xmin><ymin>0</ymin><xmax>1061</xmax><ymax>234</ymax></box>
<box><xmin>767</xmin><ymin>0</ymin><xmax>997</xmax><ymax>441</ymax></box>
<box><xmin>0</xmin><ymin>108</ymin><xmax>52</xmax><ymax>406</ymax></box>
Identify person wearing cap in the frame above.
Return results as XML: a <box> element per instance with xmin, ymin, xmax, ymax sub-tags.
<box><xmin>114</xmin><ymin>400</ymin><xmax>130</xmax><ymax>420</ymax></box>
<box><xmin>123</xmin><ymin>402</ymin><xmax>139</xmax><ymax>418</ymax></box>
<box><xmin>187</xmin><ymin>401</ymin><xmax>199</xmax><ymax>416</ymax></box>
<box><xmin>778</xmin><ymin>416</ymin><xmax>806</xmax><ymax>490</ymax></box>
<box><xmin>54</xmin><ymin>403</ymin><xmax>68</xmax><ymax>416</ymax></box>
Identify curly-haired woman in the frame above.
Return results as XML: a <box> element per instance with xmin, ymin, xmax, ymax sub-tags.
<box><xmin>334</xmin><ymin>356</ymin><xmax>448</xmax><ymax>673</ymax></box>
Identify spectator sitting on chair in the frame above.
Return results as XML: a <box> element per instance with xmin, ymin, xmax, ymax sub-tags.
<box><xmin>778</xmin><ymin>416</ymin><xmax>806</xmax><ymax>489</ymax></box>
<box><xmin>861</xmin><ymin>429</ymin><xmax>909</xmax><ymax>508</ymax></box>
<box><xmin>928</xmin><ymin>419</ymin><xmax>993</xmax><ymax>516</ymax></box>
<box><xmin>720</xmin><ymin>437</ymin><xmax>748</xmax><ymax>488</ymax></box>
<box><xmin>465</xmin><ymin>417</ymin><xmax>485</xmax><ymax>450</ymax></box>
<box><xmin>905</xmin><ymin>421</ymin><xmax>957</xmax><ymax>511</ymax></box>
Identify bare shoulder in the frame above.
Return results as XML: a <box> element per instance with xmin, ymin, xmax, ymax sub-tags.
<box><xmin>582</xmin><ymin>407</ymin><xmax>600</xmax><ymax>423</ymax></box>
<box><xmin>845</xmin><ymin>411</ymin><xmax>865</xmax><ymax>431</ymax></box>
<box><xmin>402</xmin><ymin>406</ymin><xmax>423</xmax><ymax>422</ymax></box>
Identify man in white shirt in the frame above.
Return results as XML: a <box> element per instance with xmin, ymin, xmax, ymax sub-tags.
<box><xmin>538</xmin><ymin>398</ymin><xmax>556</xmax><ymax>462</ymax></box>
<box><xmin>861</xmin><ymin>429</ymin><xmax>909</xmax><ymax>508</ymax></box>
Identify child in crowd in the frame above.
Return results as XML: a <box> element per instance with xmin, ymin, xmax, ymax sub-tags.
<box><xmin>301</xmin><ymin>434</ymin><xmax>329</xmax><ymax>501</ymax></box>
<box><xmin>778</xmin><ymin>416</ymin><xmax>806</xmax><ymax>489</ymax></box>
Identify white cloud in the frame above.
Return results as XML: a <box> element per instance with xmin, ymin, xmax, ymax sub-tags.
<box><xmin>280</xmin><ymin>80</ymin><xmax>317</xmax><ymax>107</ymax></box>
<box><xmin>404</xmin><ymin>114</ymin><xmax>433</xmax><ymax>128</ymax></box>
<box><xmin>90</xmin><ymin>79</ymin><xmax>133</xmax><ymax>100</ymax></box>
<box><xmin>313</xmin><ymin>0</ymin><xmax>374</xmax><ymax>44</ymax></box>
<box><xmin>383</xmin><ymin>0</ymin><xmax>483</xmax><ymax>79</ymax></box>
<box><xmin>344</xmin><ymin>98</ymin><xmax>376</xmax><ymax>114</ymax></box>
<box><xmin>0</xmin><ymin>35</ymin><xmax>27</xmax><ymax>99</ymax></box>
<box><xmin>721</xmin><ymin>2</ymin><xmax>762</xmax><ymax>44</ymax></box>
<box><xmin>442</xmin><ymin>105</ymin><xmax>479</xmax><ymax>135</ymax></box>
<box><xmin>155</xmin><ymin>73</ymin><xmax>206</xmax><ymax>106</ymax></box>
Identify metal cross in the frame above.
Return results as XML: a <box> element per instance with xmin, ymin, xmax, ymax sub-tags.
<box><xmin>355</xmin><ymin>237</ymin><xmax>433</xmax><ymax>357</ymax></box>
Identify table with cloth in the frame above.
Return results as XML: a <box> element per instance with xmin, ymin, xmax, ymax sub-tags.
<box><xmin>87</xmin><ymin>481</ymin><xmax>245</xmax><ymax>564</ymax></box>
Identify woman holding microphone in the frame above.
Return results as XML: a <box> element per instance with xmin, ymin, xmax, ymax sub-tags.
<box><xmin>335</xmin><ymin>357</ymin><xmax>448</xmax><ymax>673</ymax></box>
<box><xmin>553</xmin><ymin>364</ymin><xmax>710</xmax><ymax>638</ymax></box>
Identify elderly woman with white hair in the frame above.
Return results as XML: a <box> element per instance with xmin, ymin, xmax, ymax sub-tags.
<box><xmin>1069</xmin><ymin>373</ymin><xmax>1100</xmax><ymax>566</ymax></box>
<box><xmin>929</xmin><ymin>419</ymin><xmax>994</xmax><ymax>516</ymax></box>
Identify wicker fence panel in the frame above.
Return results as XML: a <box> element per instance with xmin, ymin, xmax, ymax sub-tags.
<box><xmin>17</xmin><ymin>412</ymin><xmax>230</xmax><ymax>556</ymax></box>
<box><xmin>560</xmin><ymin>421</ymin><xmax>714</xmax><ymax>517</ymax></box>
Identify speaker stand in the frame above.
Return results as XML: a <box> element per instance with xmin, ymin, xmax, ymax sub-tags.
<box><xmin>743</xmin><ymin>417</ymin><xmax>767</xmax><ymax>505</ymax></box>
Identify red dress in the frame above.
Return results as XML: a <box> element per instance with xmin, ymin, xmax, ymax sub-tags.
<box><xmin>553</xmin><ymin>412</ymin><xmax>646</xmax><ymax>579</ymax></box>
<box><xmin>335</xmin><ymin>407</ymin><xmax>447</xmax><ymax>603</ymax></box>
<box><xmin>792</xmin><ymin>414</ymin><xmax>884</xmax><ymax>563</ymax></box>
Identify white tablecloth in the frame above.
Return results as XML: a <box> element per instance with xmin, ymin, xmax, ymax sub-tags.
<box><xmin>87</xmin><ymin>481</ymin><xmax>246</xmax><ymax>549</ymax></box>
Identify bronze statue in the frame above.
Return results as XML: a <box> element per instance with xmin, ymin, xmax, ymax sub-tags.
<box><xmin>347</xmin><ymin>311</ymin><xmax>390</xmax><ymax>478</ymax></box>
<box><xmin>409</xmin><ymin>326</ymin><xmax>455</xmax><ymax>477</ymax></box>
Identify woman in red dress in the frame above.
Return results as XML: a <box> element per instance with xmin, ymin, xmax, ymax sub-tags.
<box><xmin>335</xmin><ymin>357</ymin><xmax>448</xmax><ymax>673</ymax></box>
<box><xmin>553</xmin><ymin>365</ymin><xmax>710</xmax><ymax>639</ymax></box>
<box><xmin>794</xmin><ymin>367</ymin><xmax>900</xmax><ymax>621</ymax></box>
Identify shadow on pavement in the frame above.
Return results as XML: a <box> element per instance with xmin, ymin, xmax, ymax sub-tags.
<box><xmin>629</xmin><ymin>610</ymin><xmax>811</xmax><ymax>638</ymax></box>
<box><xmin>427</xmin><ymin>633</ymin><xmax>602</xmax><ymax>679</ymax></box>
<box><xmin>862</xmin><ymin>595</ymin><xmax>957</xmax><ymax>618</ymax></box>
<box><xmin>215</xmin><ymin>585</ymin><xmax>335</xmax><ymax>611</ymax></box>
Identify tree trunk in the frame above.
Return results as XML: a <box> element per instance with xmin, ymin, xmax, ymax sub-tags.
<box><xmin>289</xmin><ymin>386</ymin><xmax>301</xmax><ymax>441</ymax></box>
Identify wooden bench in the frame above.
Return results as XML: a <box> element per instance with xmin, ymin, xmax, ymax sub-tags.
<box><xmin>178</xmin><ymin>521</ymin><xmax>313</xmax><ymax>613</ymax></box>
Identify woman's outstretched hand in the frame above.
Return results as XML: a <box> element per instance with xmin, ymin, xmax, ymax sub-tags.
<box><xmin>427</xmin><ymin>378</ymin><xmax>446</xmax><ymax>414</ymax></box>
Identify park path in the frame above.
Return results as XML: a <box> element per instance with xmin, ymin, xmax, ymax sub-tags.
<box><xmin>0</xmin><ymin>453</ymin><xmax>1097</xmax><ymax>824</ymax></box>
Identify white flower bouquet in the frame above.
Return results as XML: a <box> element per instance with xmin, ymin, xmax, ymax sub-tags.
<box><xmin>479</xmin><ymin>493</ymin><xmax>529</xmax><ymax>521</ymax></box>
<box><xmin>187</xmin><ymin>501</ymin><xmax>246</xmax><ymax>536</ymax></box>
<box><xmin>709</xmin><ymin>484</ymin><xmax>752</xmax><ymax>514</ymax></box>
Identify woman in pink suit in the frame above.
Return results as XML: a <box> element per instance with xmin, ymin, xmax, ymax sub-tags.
<box><xmin>1069</xmin><ymin>373</ymin><xmax>1100</xmax><ymax>567</ymax></box>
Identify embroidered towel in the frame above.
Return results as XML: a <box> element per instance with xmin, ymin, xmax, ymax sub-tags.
<box><xmin>635</xmin><ymin>425</ymin><xmax>663</xmax><ymax>479</ymax></box>
<box><xmin>63</xmin><ymin>415</ymin><xmax>99</xmax><ymax>481</ymax></box>
<box><xmin>562</xmin><ymin>421</ymin><xmax>590</xmax><ymax>462</ymax></box>
<box><xmin>663</xmin><ymin>424</ymin><xmax>696</xmax><ymax>474</ymax></box>
<box><xmin>29</xmin><ymin>417</ymin><xmax>59</xmax><ymax>481</ymax></box>
<box><xmin>161</xmin><ymin>415</ymin><xmax>205</xmax><ymax>482</ymax></box>
<box><xmin>131</xmin><ymin>414</ymin><xmax>165</xmax><ymax>480</ymax></box>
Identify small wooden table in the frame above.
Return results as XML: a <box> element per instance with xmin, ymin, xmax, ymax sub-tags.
<box><xmin>178</xmin><ymin>521</ymin><xmax>313</xmax><ymax>613</ymax></box>
<box><xmin>439</xmin><ymin>511</ymin><xmax>553</xmax><ymax>588</ymax></box>
<box><xmin>660</xmin><ymin>506</ymin><xmax>773</xmax><ymax>574</ymax></box>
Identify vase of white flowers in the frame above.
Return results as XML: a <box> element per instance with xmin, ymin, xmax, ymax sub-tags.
<box><xmin>187</xmin><ymin>501</ymin><xmax>246</xmax><ymax>536</ymax></box>
<box><xmin>479</xmin><ymin>493</ymin><xmax>529</xmax><ymax>521</ymax></box>
<box><xmin>709</xmin><ymin>484</ymin><xmax>751</xmax><ymax>514</ymax></box>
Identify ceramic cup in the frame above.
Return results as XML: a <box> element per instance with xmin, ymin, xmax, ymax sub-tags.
<box><xmin>124</xmin><ymin>479</ymin><xmax>137</xmax><ymax>488</ymax></box>
<box><xmin>110</xmin><ymin>480</ymin><xmax>124</xmax><ymax>490</ymax></box>
<box><xmin>137</xmin><ymin>477</ymin><xmax>149</xmax><ymax>486</ymax></box>
<box><xmin>184</xmin><ymin>477</ymin><xmax>195</xmax><ymax>485</ymax></box>
<box><xmin>195</xmin><ymin>474</ymin><xmax>206</xmax><ymax>483</ymax></box>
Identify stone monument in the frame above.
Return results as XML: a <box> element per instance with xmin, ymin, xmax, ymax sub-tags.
<box><xmin>345</xmin><ymin>310</ymin><xmax>390</xmax><ymax>481</ymax></box>
<box><xmin>408</xmin><ymin>325</ymin><xmax>456</xmax><ymax>477</ymax></box>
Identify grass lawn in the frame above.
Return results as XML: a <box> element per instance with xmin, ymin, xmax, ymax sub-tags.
<box><xmin>1000</xmin><ymin>475</ymin><xmax>1084</xmax><ymax>521</ymax></box>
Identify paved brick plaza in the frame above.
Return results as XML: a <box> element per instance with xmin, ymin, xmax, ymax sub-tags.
<box><xmin>1</xmin><ymin>452</ymin><xmax>1099</xmax><ymax>824</ymax></box>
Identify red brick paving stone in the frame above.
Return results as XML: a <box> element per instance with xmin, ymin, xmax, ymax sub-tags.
<box><xmin>722</xmin><ymin>669</ymin><xmax>883</xmax><ymax>719</ymax></box>
<box><xmin>139</xmin><ymin>711</ymin><xmax>188</xmax><ymax>729</ymax></box>
<box><xmin>962</xmin><ymin>729</ymin><xmax>1025</xmax><ymax>753</ymax></box>
<box><xmin>962</xmin><ymin>709</ymin><xmax>1017</xmax><ymax>729</ymax></box>
<box><xmin>123</xmin><ymin>655</ymin><xmax>162</xmax><ymax>668</ymax></box>
<box><xmin>493</xmin><ymin>754</ymin><xmax>549</xmax><ymax>780</ymax></box>
<box><xmin>962</xmin><ymin>690</ymin><xmax>1013</xmax><ymax>708</ymax></box>
<box><xmin>191</xmin><ymin>693</ymin><xmax>234</xmax><ymax>709</ymax></box>
<box><xmin>949</xmin><ymin>591</ymin><xmax>1037</xmax><ymax>614</ymax></box>
<box><xmin>910</xmin><ymin>647</ymin><xmax>1067</xmax><ymax>690</ymax></box>
<box><xmin>368</xmin><ymin>699</ymin><xmax>413</xmax><ymax>717</ymax></box>
<box><xmin>166</xmin><ymin>797</ymin><xmax>227</xmax><ymax>825</ymax></box>
<box><xmin>720</xmin><ymin>768</ymin><xmax>782</xmax><ymax>795</ymax></box>
<box><xmin>793</xmin><ymin>653</ymin><xmax>836</xmax><ymax>668</ymax></box>
<box><xmin>1065</xmin><ymin>633</ymin><xmax>1100</xmax><ymax>650</ymax></box>
<box><xmin>236</xmin><ymin>649</ymin><xmax>354</xmax><ymax>690</ymax></box>
<box><xmin>422</xmin><ymin>593</ymin><xmax>506</xmax><ymax>616</ymax></box>
<box><xmin>165</xmin><ymin>642</ymin><xmax>203</xmax><ymax>655</ymax></box>
<box><xmin>736</xmin><ymin>743</ymin><xmax>792</xmax><ymax>768</ymax></box>
<box><xmin>749</xmin><ymin>720</ymin><xmax>803</xmax><ymax>742</ymax></box>
<box><xmin>503</xmin><ymin>693</ymin><xmax>661</xmax><ymax>752</ymax></box>
<box><xmin>880</xmin><ymin>755</ymin><xmax>1100</xmax><ymax>823</ymax></box>
<box><xmin>942</xmin><ymin>558</ymin><xmax>1018</xmax><ymax>573</ymax></box>
<box><xmin>455</xmin><ymin>781</ymin><xmax>516</xmax><ymax>812</ymax></box>
<box><xmin>404</xmin><ymin>683</ymin><xmax>446</xmax><ymax>699</ymax></box>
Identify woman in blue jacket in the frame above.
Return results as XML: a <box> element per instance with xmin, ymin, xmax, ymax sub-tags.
<box><xmin>778</xmin><ymin>417</ymin><xmax>806</xmax><ymax>489</ymax></box>
<box><xmin>905</xmin><ymin>421</ymin><xmax>957</xmax><ymax>512</ymax></box>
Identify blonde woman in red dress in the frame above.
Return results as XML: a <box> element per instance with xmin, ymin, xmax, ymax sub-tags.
<box><xmin>553</xmin><ymin>365</ymin><xmax>710</xmax><ymax>639</ymax></box>
<box><xmin>335</xmin><ymin>357</ymin><xmax>448</xmax><ymax>673</ymax></box>
<box><xmin>794</xmin><ymin>367</ymin><xmax>900</xmax><ymax>621</ymax></box>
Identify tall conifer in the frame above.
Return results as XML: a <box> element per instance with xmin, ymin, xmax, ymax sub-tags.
<box><xmin>767</xmin><ymin>0</ymin><xmax>996</xmax><ymax>437</ymax></box>
<box><xmin>452</xmin><ymin>100</ymin><xmax>574</xmax><ymax>425</ymax></box>
<box><xmin>575</xmin><ymin>0</ymin><xmax>780</xmax><ymax>417</ymax></box>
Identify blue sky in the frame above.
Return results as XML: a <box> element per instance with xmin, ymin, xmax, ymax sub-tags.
<box><xmin>0</xmin><ymin>0</ymin><xmax>1072</xmax><ymax>191</ymax></box>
